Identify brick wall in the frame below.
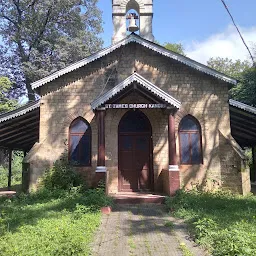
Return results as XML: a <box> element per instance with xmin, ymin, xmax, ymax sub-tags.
<box><xmin>23</xmin><ymin>43</ymin><xmax>250</xmax><ymax>194</ymax></box>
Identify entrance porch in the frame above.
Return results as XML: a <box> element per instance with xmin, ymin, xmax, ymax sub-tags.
<box><xmin>91</xmin><ymin>73</ymin><xmax>181</xmax><ymax>195</ymax></box>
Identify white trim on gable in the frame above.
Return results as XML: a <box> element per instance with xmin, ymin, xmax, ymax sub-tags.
<box><xmin>31</xmin><ymin>34</ymin><xmax>237</xmax><ymax>90</ymax></box>
<box><xmin>91</xmin><ymin>73</ymin><xmax>181</xmax><ymax>110</ymax></box>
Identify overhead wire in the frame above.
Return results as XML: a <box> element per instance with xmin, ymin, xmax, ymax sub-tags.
<box><xmin>220</xmin><ymin>0</ymin><xmax>255</xmax><ymax>66</ymax></box>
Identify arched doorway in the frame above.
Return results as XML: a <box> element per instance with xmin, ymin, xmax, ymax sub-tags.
<box><xmin>118</xmin><ymin>110</ymin><xmax>153</xmax><ymax>192</ymax></box>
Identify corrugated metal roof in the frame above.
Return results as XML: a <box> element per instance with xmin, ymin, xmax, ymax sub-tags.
<box><xmin>91</xmin><ymin>73</ymin><xmax>181</xmax><ymax>110</ymax></box>
<box><xmin>0</xmin><ymin>101</ymin><xmax>40</xmax><ymax>123</ymax></box>
<box><xmin>31</xmin><ymin>34</ymin><xmax>237</xmax><ymax>90</ymax></box>
<box><xmin>229</xmin><ymin>99</ymin><xmax>256</xmax><ymax>115</ymax></box>
<box><xmin>229</xmin><ymin>99</ymin><xmax>256</xmax><ymax>147</ymax></box>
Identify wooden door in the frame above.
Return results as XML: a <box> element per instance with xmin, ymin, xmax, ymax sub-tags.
<box><xmin>118</xmin><ymin>111</ymin><xmax>152</xmax><ymax>192</ymax></box>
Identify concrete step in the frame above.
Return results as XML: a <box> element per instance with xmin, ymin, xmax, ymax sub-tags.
<box><xmin>110</xmin><ymin>192</ymin><xmax>166</xmax><ymax>204</ymax></box>
<box><xmin>0</xmin><ymin>191</ymin><xmax>16</xmax><ymax>198</ymax></box>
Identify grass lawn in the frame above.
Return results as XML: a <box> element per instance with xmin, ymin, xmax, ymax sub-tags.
<box><xmin>166</xmin><ymin>190</ymin><xmax>256</xmax><ymax>256</ymax></box>
<box><xmin>0</xmin><ymin>188</ymin><xmax>111</xmax><ymax>256</ymax></box>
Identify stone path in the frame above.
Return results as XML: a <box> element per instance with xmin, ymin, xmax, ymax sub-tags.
<box><xmin>91</xmin><ymin>204</ymin><xmax>208</xmax><ymax>256</ymax></box>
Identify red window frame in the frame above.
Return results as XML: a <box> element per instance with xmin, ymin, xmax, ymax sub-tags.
<box><xmin>179</xmin><ymin>116</ymin><xmax>203</xmax><ymax>165</ymax></box>
<box><xmin>69</xmin><ymin>117</ymin><xmax>91</xmax><ymax>167</ymax></box>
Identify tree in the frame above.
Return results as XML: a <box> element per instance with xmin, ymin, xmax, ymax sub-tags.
<box><xmin>0</xmin><ymin>77</ymin><xmax>17</xmax><ymax>113</ymax></box>
<box><xmin>162</xmin><ymin>42</ymin><xmax>186</xmax><ymax>56</ymax></box>
<box><xmin>155</xmin><ymin>41</ymin><xmax>186</xmax><ymax>55</ymax></box>
<box><xmin>0</xmin><ymin>0</ymin><xmax>103</xmax><ymax>100</ymax></box>
<box><xmin>231</xmin><ymin>67</ymin><xmax>256</xmax><ymax>106</ymax></box>
<box><xmin>207</xmin><ymin>57</ymin><xmax>250</xmax><ymax>79</ymax></box>
<box><xmin>207</xmin><ymin>56</ymin><xmax>256</xmax><ymax>106</ymax></box>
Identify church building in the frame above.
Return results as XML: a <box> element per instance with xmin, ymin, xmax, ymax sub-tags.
<box><xmin>0</xmin><ymin>0</ymin><xmax>252</xmax><ymax>195</ymax></box>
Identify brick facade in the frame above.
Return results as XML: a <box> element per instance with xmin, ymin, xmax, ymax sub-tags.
<box><xmin>23</xmin><ymin>43</ymin><xmax>250</xmax><ymax>194</ymax></box>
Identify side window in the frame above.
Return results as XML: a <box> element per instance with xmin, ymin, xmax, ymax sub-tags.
<box><xmin>69</xmin><ymin>117</ymin><xmax>91</xmax><ymax>166</ymax></box>
<box><xmin>179</xmin><ymin>116</ymin><xmax>202</xmax><ymax>165</ymax></box>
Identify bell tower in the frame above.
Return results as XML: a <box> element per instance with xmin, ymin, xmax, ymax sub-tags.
<box><xmin>112</xmin><ymin>0</ymin><xmax>154</xmax><ymax>43</ymax></box>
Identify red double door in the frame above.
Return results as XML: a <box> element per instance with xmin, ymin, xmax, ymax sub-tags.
<box><xmin>118</xmin><ymin>111</ymin><xmax>152</xmax><ymax>192</ymax></box>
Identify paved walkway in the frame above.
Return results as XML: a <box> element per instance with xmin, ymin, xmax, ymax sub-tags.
<box><xmin>91</xmin><ymin>204</ymin><xmax>208</xmax><ymax>256</ymax></box>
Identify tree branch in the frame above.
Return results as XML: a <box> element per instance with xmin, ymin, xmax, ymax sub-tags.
<box><xmin>27</xmin><ymin>0</ymin><xmax>38</xmax><ymax>9</ymax></box>
<box><xmin>29</xmin><ymin>6</ymin><xmax>53</xmax><ymax>51</ymax></box>
<box><xmin>0</xmin><ymin>13</ymin><xmax>18</xmax><ymax>26</ymax></box>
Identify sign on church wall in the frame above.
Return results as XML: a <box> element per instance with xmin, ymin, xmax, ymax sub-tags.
<box><xmin>104</xmin><ymin>103</ymin><xmax>167</xmax><ymax>109</ymax></box>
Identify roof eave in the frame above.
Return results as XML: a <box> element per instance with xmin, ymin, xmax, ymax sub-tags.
<box><xmin>229</xmin><ymin>99</ymin><xmax>256</xmax><ymax>115</ymax></box>
<box><xmin>0</xmin><ymin>101</ymin><xmax>40</xmax><ymax>123</ymax></box>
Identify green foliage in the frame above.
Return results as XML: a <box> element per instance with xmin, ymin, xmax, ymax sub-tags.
<box><xmin>40</xmin><ymin>156</ymin><xmax>86</xmax><ymax>190</ymax></box>
<box><xmin>207</xmin><ymin>57</ymin><xmax>250</xmax><ymax>79</ymax></box>
<box><xmin>155</xmin><ymin>41</ymin><xmax>186</xmax><ymax>55</ymax></box>
<box><xmin>0</xmin><ymin>187</ymin><xmax>110</xmax><ymax>255</ymax></box>
<box><xmin>207</xmin><ymin>56</ymin><xmax>256</xmax><ymax>107</ymax></box>
<box><xmin>165</xmin><ymin>189</ymin><xmax>256</xmax><ymax>255</ymax></box>
<box><xmin>164</xmin><ymin>220</ymin><xmax>174</xmax><ymax>230</ymax></box>
<box><xmin>0</xmin><ymin>77</ymin><xmax>17</xmax><ymax>113</ymax></box>
<box><xmin>179</xmin><ymin>242</ymin><xmax>193</xmax><ymax>256</ymax></box>
<box><xmin>0</xmin><ymin>151</ymin><xmax>23</xmax><ymax>188</ymax></box>
<box><xmin>0</xmin><ymin>0</ymin><xmax>103</xmax><ymax>99</ymax></box>
<box><xmin>162</xmin><ymin>42</ymin><xmax>186</xmax><ymax>55</ymax></box>
<box><xmin>81</xmin><ymin>187</ymin><xmax>113</xmax><ymax>211</ymax></box>
<box><xmin>231</xmin><ymin>67</ymin><xmax>256</xmax><ymax>106</ymax></box>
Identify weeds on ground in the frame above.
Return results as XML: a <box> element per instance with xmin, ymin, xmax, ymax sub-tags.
<box><xmin>165</xmin><ymin>189</ymin><xmax>256</xmax><ymax>256</ymax></box>
<box><xmin>0</xmin><ymin>187</ymin><xmax>112</xmax><ymax>256</ymax></box>
<box><xmin>0</xmin><ymin>156</ymin><xmax>113</xmax><ymax>256</ymax></box>
<box><xmin>179</xmin><ymin>242</ymin><xmax>193</xmax><ymax>256</ymax></box>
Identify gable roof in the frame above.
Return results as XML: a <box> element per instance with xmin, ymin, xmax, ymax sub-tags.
<box><xmin>91</xmin><ymin>73</ymin><xmax>181</xmax><ymax>110</ymax></box>
<box><xmin>31</xmin><ymin>34</ymin><xmax>237</xmax><ymax>90</ymax></box>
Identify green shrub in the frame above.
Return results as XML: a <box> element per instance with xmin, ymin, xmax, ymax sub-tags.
<box><xmin>82</xmin><ymin>188</ymin><xmax>113</xmax><ymax>211</ymax></box>
<box><xmin>40</xmin><ymin>156</ymin><xmax>86</xmax><ymax>191</ymax></box>
<box><xmin>165</xmin><ymin>189</ymin><xmax>256</xmax><ymax>255</ymax></box>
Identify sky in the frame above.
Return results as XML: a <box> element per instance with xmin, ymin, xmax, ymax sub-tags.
<box><xmin>97</xmin><ymin>0</ymin><xmax>256</xmax><ymax>65</ymax></box>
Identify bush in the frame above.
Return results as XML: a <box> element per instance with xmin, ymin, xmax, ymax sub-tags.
<box><xmin>40</xmin><ymin>156</ymin><xmax>86</xmax><ymax>191</ymax></box>
<box><xmin>165</xmin><ymin>189</ymin><xmax>256</xmax><ymax>255</ymax></box>
<box><xmin>82</xmin><ymin>187</ymin><xmax>113</xmax><ymax>211</ymax></box>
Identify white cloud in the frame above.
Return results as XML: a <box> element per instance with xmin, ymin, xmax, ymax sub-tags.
<box><xmin>185</xmin><ymin>25</ymin><xmax>256</xmax><ymax>64</ymax></box>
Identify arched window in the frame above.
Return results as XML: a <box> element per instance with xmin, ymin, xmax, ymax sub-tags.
<box><xmin>179</xmin><ymin>116</ymin><xmax>202</xmax><ymax>165</ymax></box>
<box><xmin>69</xmin><ymin>117</ymin><xmax>91</xmax><ymax>166</ymax></box>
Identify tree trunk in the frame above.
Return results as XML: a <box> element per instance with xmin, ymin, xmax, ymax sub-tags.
<box><xmin>26</xmin><ymin>78</ymin><xmax>36</xmax><ymax>101</ymax></box>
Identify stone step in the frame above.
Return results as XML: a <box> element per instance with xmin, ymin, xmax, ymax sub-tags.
<box><xmin>110</xmin><ymin>192</ymin><xmax>166</xmax><ymax>204</ymax></box>
<box><xmin>0</xmin><ymin>191</ymin><xmax>16</xmax><ymax>198</ymax></box>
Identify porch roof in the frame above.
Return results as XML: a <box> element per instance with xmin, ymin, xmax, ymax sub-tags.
<box><xmin>0</xmin><ymin>101</ymin><xmax>40</xmax><ymax>151</ymax></box>
<box><xmin>229</xmin><ymin>99</ymin><xmax>256</xmax><ymax>147</ymax></box>
<box><xmin>91</xmin><ymin>73</ymin><xmax>181</xmax><ymax>110</ymax></box>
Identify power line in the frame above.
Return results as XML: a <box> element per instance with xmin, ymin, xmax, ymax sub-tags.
<box><xmin>220</xmin><ymin>0</ymin><xmax>255</xmax><ymax>66</ymax></box>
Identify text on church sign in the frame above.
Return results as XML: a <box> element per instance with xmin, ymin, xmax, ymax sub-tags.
<box><xmin>104</xmin><ymin>104</ymin><xmax>167</xmax><ymax>109</ymax></box>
